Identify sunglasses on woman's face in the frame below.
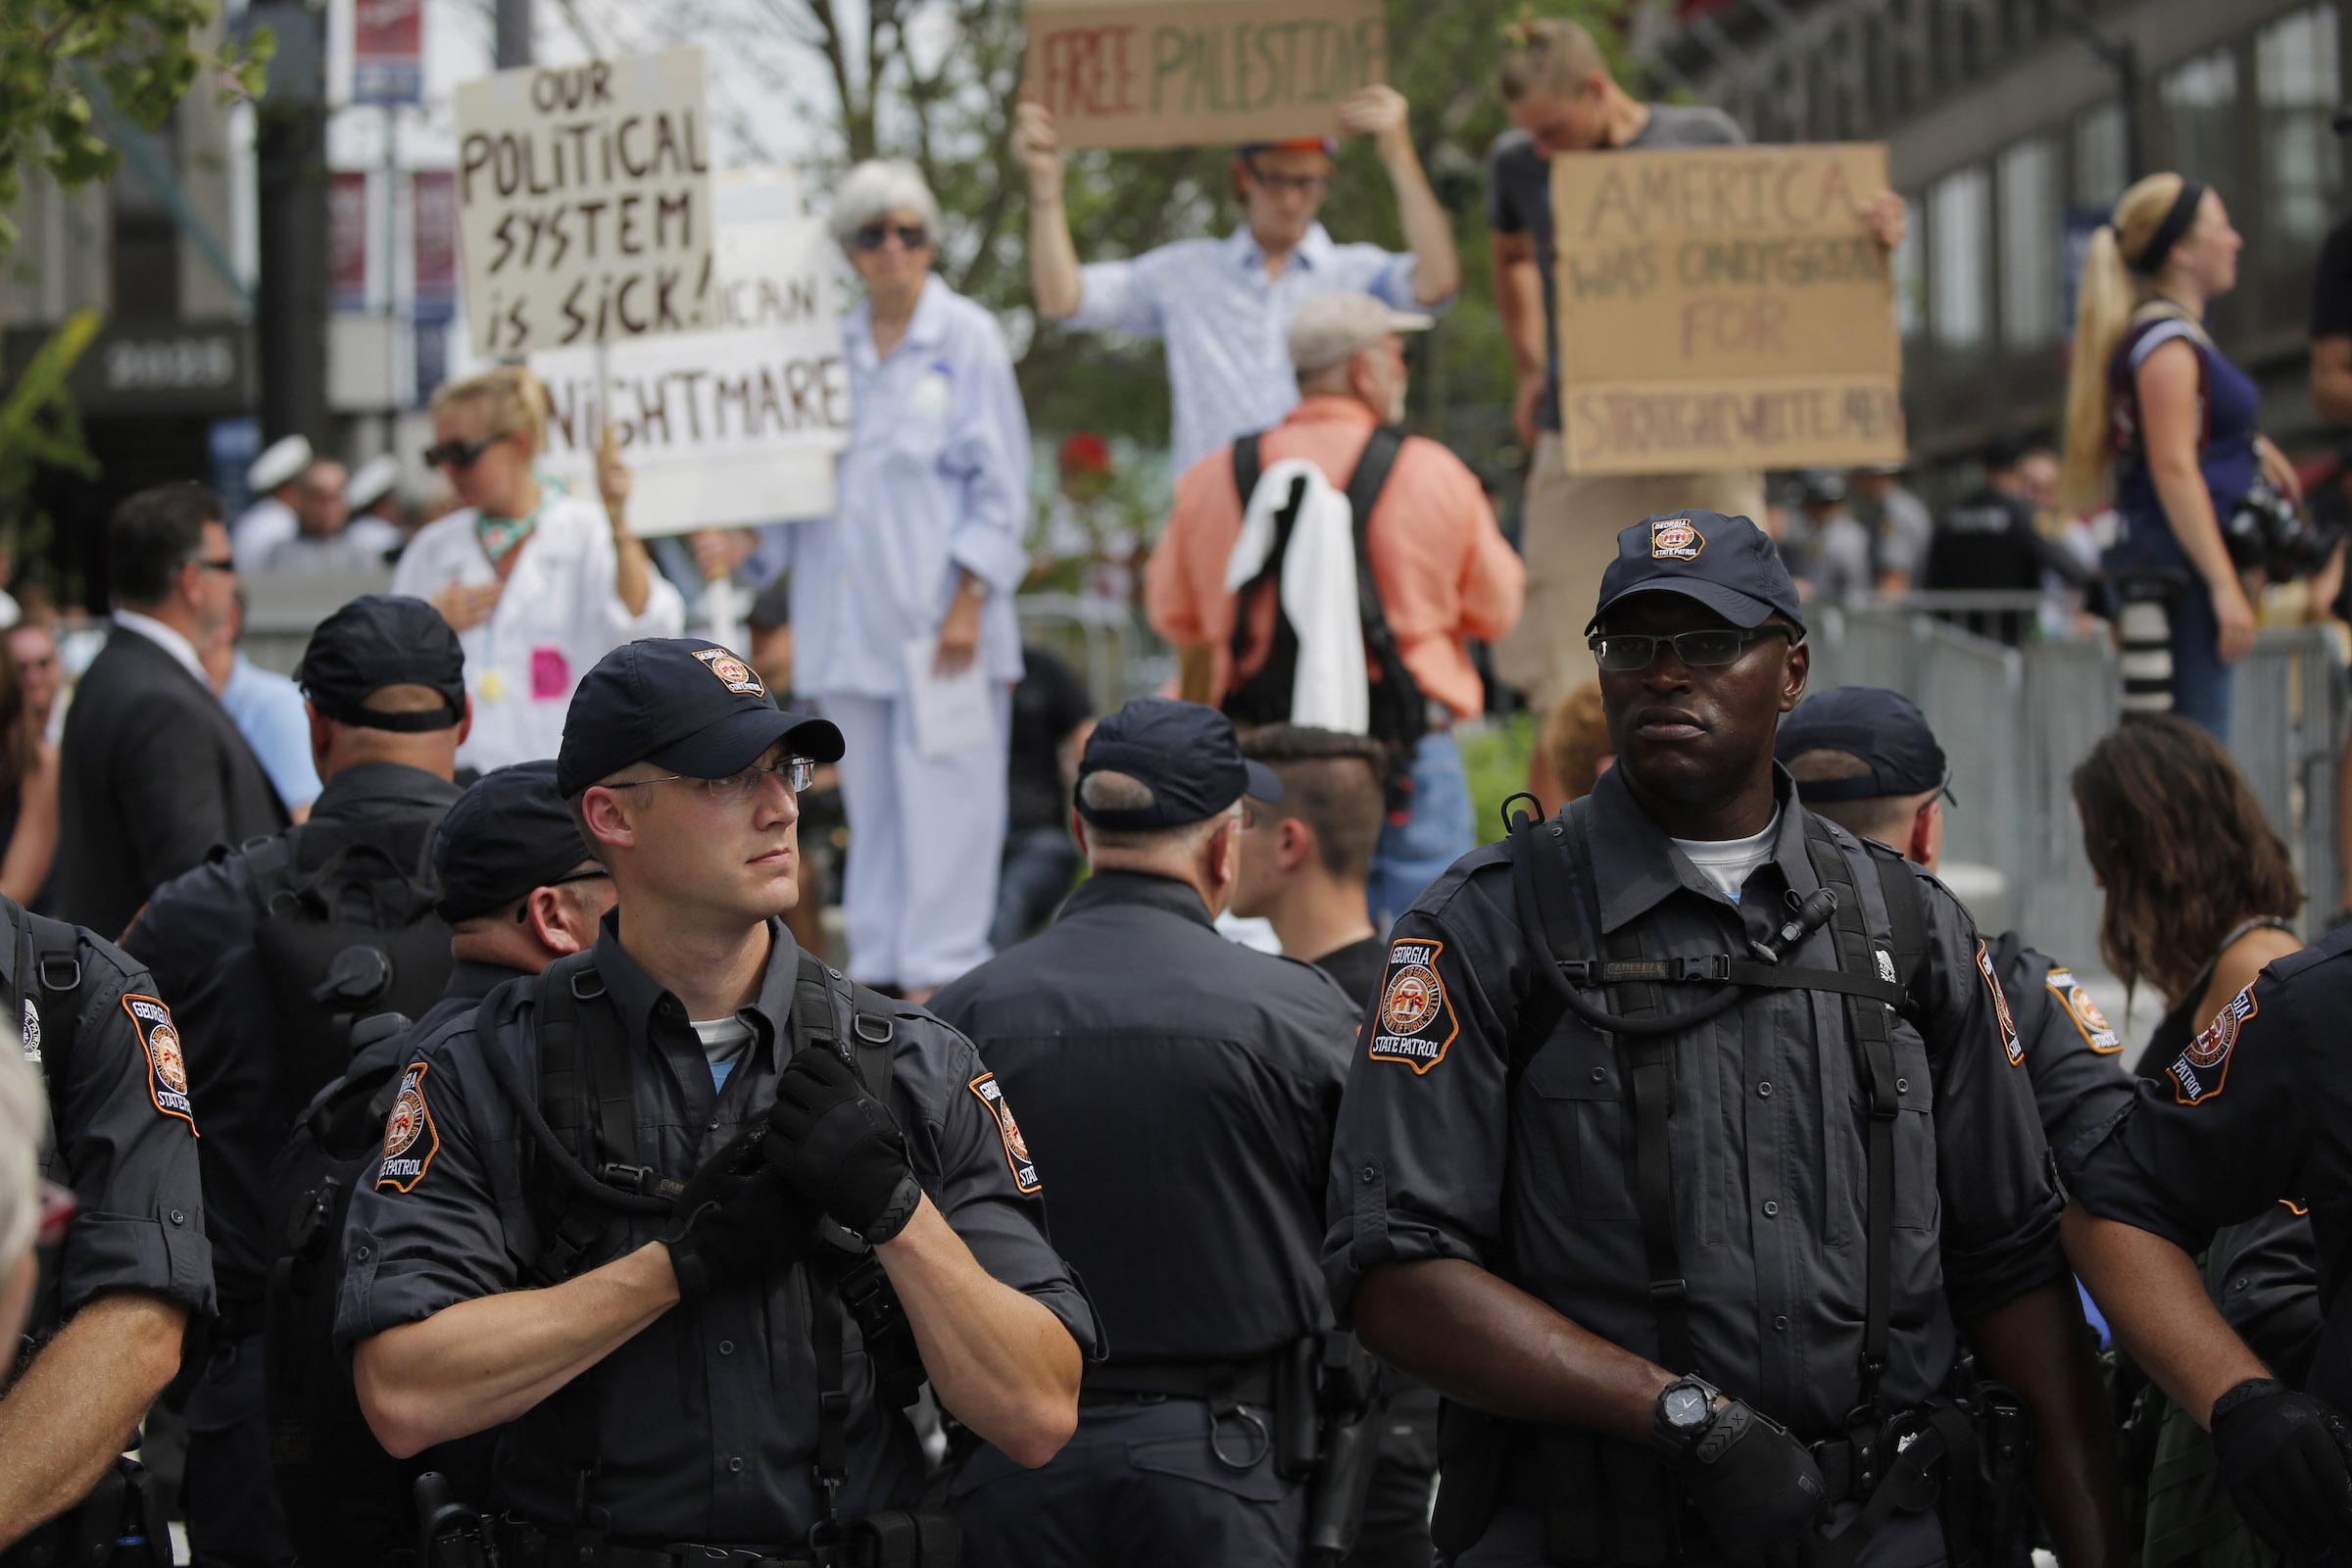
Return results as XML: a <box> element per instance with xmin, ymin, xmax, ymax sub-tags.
<box><xmin>422</xmin><ymin>431</ymin><xmax>512</xmax><ymax>470</ymax></box>
<box><xmin>853</xmin><ymin>222</ymin><xmax>930</xmax><ymax>253</ymax></box>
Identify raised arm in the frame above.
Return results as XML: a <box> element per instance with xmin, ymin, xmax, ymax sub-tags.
<box><xmin>1341</xmin><ymin>86</ymin><xmax>1458</xmax><ymax>307</ymax></box>
<box><xmin>1016</xmin><ymin>98</ymin><xmax>1083</xmax><ymax>320</ymax></box>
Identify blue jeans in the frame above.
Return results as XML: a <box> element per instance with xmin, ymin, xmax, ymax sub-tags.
<box><xmin>1368</xmin><ymin>731</ymin><xmax>1473</xmax><ymax>928</ymax></box>
<box><xmin>2107</xmin><ymin>519</ymin><xmax>2232</xmax><ymax>740</ymax></box>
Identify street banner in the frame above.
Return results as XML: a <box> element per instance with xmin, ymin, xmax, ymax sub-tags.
<box><xmin>329</xmin><ymin>171</ymin><xmax>371</xmax><ymax>313</ymax></box>
<box><xmin>1026</xmin><ymin>0</ymin><xmax>1385</xmax><ymax>151</ymax></box>
<box><xmin>1549</xmin><ymin>142</ymin><xmax>1904</xmax><ymax>475</ymax></box>
<box><xmin>532</xmin><ymin>175</ymin><xmax>852</xmax><ymax>533</ymax></box>
<box><xmin>414</xmin><ymin>170</ymin><xmax>459</xmax><ymax>322</ymax></box>
<box><xmin>454</xmin><ymin>47</ymin><xmax>717</xmax><ymax>358</ymax></box>
<box><xmin>351</xmin><ymin>0</ymin><xmax>424</xmax><ymax>106</ymax></box>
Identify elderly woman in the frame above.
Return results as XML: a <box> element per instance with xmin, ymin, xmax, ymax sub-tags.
<box><xmin>394</xmin><ymin>366</ymin><xmax>686</xmax><ymax>772</ymax></box>
<box><xmin>789</xmin><ymin>160</ymin><xmax>1029</xmax><ymax>1000</ymax></box>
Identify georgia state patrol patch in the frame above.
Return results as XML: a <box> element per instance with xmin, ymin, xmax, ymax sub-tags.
<box><xmin>2170</xmin><ymin>984</ymin><xmax>2256</xmax><ymax>1106</ymax></box>
<box><xmin>121</xmin><ymin>995</ymin><xmax>195</xmax><ymax>1133</ymax></box>
<box><xmin>2042</xmin><ymin>967</ymin><xmax>2122</xmax><ymax>1054</ymax></box>
<box><xmin>376</xmin><ymin>1062</ymin><xmax>441</xmax><ymax>1193</ymax></box>
<box><xmin>19</xmin><ymin>995</ymin><xmax>38</xmax><ymax>1065</ymax></box>
<box><xmin>1650</xmin><ymin>516</ymin><xmax>1705</xmax><ymax>562</ymax></box>
<box><xmin>691</xmin><ymin>647</ymin><xmax>766</xmax><ymax>698</ymax></box>
<box><xmin>1368</xmin><ymin>939</ymin><xmax>1457</xmax><ymax>1074</ymax></box>
<box><xmin>1975</xmin><ymin>943</ymin><xmax>2022</xmax><ymax>1067</ymax></box>
<box><xmin>967</xmin><ymin>1072</ymin><xmax>1041</xmax><ymax>1196</ymax></box>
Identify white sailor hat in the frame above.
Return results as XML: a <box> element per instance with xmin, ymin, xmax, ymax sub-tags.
<box><xmin>248</xmin><ymin>435</ymin><xmax>314</xmax><ymax>493</ymax></box>
<box><xmin>345</xmin><ymin>454</ymin><xmax>400</xmax><ymax>514</ymax></box>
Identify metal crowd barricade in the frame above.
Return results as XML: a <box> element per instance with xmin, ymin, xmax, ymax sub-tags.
<box><xmin>1012</xmin><ymin>592</ymin><xmax>1165</xmax><ymax>709</ymax></box>
<box><xmin>2231</xmin><ymin>627</ymin><xmax>2348</xmax><ymax>926</ymax></box>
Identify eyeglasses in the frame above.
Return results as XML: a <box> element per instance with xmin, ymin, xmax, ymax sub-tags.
<box><xmin>609</xmin><ymin>757</ymin><xmax>818</xmax><ymax>802</ymax></box>
<box><xmin>852</xmin><ymin>222</ymin><xmax>930</xmax><ymax>253</ymax></box>
<box><xmin>515</xmin><ymin>864</ymin><xmax>612</xmax><ymax>921</ymax></box>
<box><xmin>1245</xmin><ymin>165</ymin><xmax>1331</xmax><ymax>197</ymax></box>
<box><xmin>1588</xmin><ymin>625</ymin><xmax>1800</xmax><ymax>673</ymax></box>
<box><xmin>36</xmin><ymin>1180</ymin><xmax>75</xmax><ymax>1248</ymax></box>
<box><xmin>191</xmin><ymin>556</ymin><xmax>237</xmax><ymax>575</ymax></box>
<box><xmin>422</xmin><ymin>431</ymin><xmax>515</xmax><ymax>470</ymax></box>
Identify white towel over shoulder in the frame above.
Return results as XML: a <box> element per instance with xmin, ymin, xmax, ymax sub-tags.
<box><xmin>1223</xmin><ymin>460</ymin><xmax>1368</xmax><ymax>735</ymax></box>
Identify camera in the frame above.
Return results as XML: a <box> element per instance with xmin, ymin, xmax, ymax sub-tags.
<box><xmin>2221</xmin><ymin>480</ymin><xmax>2344</xmax><ymax>582</ymax></box>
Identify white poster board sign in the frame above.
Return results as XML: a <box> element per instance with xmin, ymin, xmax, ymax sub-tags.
<box><xmin>455</xmin><ymin>47</ymin><xmax>718</xmax><ymax>357</ymax></box>
<box><xmin>533</xmin><ymin>172</ymin><xmax>853</xmax><ymax>533</ymax></box>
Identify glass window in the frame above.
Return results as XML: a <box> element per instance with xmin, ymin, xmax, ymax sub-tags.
<box><xmin>1932</xmin><ymin>167</ymin><xmax>1991</xmax><ymax>349</ymax></box>
<box><xmin>1999</xmin><ymin>138</ymin><xmax>2060</xmax><ymax>346</ymax></box>
<box><xmin>2257</xmin><ymin>4</ymin><xmax>2342</xmax><ymax>249</ymax></box>
<box><xmin>2073</xmin><ymin>101</ymin><xmax>2128</xmax><ymax>209</ymax></box>
<box><xmin>2160</xmin><ymin>47</ymin><xmax>2242</xmax><ymax>189</ymax></box>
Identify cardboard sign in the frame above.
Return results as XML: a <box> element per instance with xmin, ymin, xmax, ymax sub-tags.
<box><xmin>455</xmin><ymin>47</ymin><xmax>717</xmax><ymax>358</ymax></box>
<box><xmin>532</xmin><ymin>176</ymin><xmax>852</xmax><ymax>534</ymax></box>
<box><xmin>1550</xmin><ymin>142</ymin><xmax>1904</xmax><ymax>475</ymax></box>
<box><xmin>1027</xmin><ymin>0</ymin><xmax>1385</xmax><ymax>151</ymax></box>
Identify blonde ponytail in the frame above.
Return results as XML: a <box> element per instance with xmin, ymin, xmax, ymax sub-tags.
<box><xmin>429</xmin><ymin>365</ymin><xmax>551</xmax><ymax>459</ymax></box>
<box><xmin>2057</xmin><ymin>172</ymin><xmax>2195</xmax><ymax>515</ymax></box>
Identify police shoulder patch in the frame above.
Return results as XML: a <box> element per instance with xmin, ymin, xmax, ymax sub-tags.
<box><xmin>1650</xmin><ymin>515</ymin><xmax>1705</xmax><ymax>561</ymax></box>
<box><xmin>967</xmin><ymin>1072</ymin><xmax>1041</xmax><ymax>1197</ymax></box>
<box><xmin>2170</xmin><ymin>984</ymin><xmax>2257</xmax><ymax>1106</ymax></box>
<box><xmin>2042</xmin><ymin>967</ymin><xmax>2122</xmax><ymax>1054</ymax></box>
<box><xmin>376</xmin><ymin>1061</ymin><xmax>441</xmax><ymax>1193</ymax></box>
<box><xmin>1368</xmin><ymin>939</ymin><xmax>1458</xmax><ymax>1074</ymax></box>
<box><xmin>1975</xmin><ymin>943</ymin><xmax>2022</xmax><ymax>1067</ymax></box>
<box><xmin>691</xmin><ymin>647</ymin><xmax>766</xmax><ymax>697</ymax></box>
<box><xmin>121</xmin><ymin>994</ymin><xmax>195</xmax><ymax>1133</ymax></box>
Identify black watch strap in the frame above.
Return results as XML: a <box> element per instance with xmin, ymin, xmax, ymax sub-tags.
<box><xmin>1651</xmin><ymin>1376</ymin><xmax>1721</xmax><ymax>1458</ymax></box>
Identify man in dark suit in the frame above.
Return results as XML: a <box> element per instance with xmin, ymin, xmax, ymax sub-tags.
<box><xmin>60</xmin><ymin>482</ymin><xmax>288</xmax><ymax>938</ymax></box>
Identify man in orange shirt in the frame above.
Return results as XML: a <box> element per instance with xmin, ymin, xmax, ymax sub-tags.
<box><xmin>1147</xmin><ymin>292</ymin><xmax>1524</xmax><ymax>921</ymax></box>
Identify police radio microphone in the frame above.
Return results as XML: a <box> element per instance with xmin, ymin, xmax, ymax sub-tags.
<box><xmin>1750</xmin><ymin>888</ymin><xmax>1838</xmax><ymax>965</ymax></box>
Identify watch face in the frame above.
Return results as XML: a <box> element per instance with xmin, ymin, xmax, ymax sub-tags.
<box><xmin>1665</xmin><ymin>1386</ymin><xmax>1710</xmax><ymax>1429</ymax></box>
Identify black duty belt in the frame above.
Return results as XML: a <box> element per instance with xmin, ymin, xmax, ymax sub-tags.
<box><xmin>496</xmin><ymin>1522</ymin><xmax>814</xmax><ymax>1568</ymax></box>
<box><xmin>1080</xmin><ymin>1356</ymin><xmax>1278</xmax><ymax>1405</ymax></box>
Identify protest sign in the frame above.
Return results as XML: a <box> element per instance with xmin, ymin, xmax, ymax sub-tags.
<box><xmin>454</xmin><ymin>47</ymin><xmax>716</xmax><ymax>358</ymax></box>
<box><xmin>1027</xmin><ymin>0</ymin><xmax>1385</xmax><ymax>151</ymax></box>
<box><xmin>1549</xmin><ymin>142</ymin><xmax>1903</xmax><ymax>475</ymax></box>
<box><xmin>532</xmin><ymin>174</ymin><xmax>851</xmax><ymax>534</ymax></box>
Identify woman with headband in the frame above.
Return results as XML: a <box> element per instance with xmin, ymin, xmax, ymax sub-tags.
<box><xmin>2059</xmin><ymin>173</ymin><xmax>2303</xmax><ymax>739</ymax></box>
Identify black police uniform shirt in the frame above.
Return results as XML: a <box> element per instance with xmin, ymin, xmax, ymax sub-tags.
<box><xmin>1315</xmin><ymin>936</ymin><xmax>1390</xmax><ymax>1013</ymax></box>
<box><xmin>336</xmin><ymin>913</ymin><xmax>1096</xmax><ymax>1543</ymax></box>
<box><xmin>930</xmin><ymin>869</ymin><xmax>1362</xmax><ymax>1364</ymax></box>
<box><xmin>122</xmin><ymin>761</ymin><xmax>462</xmax><ymax>1316</ymax></box>
<box><xmin>2063</xmin><ymin>922</ymin><xmax>2352</xmax><ymax>1414</ymax></box>
<box><xmin>18</xmin><ymin>907</ymin><xmax>214</xmax><ymax>1330</ymax></box>
<box><xmin>1989</xmin><ymin>935</ymin><xmax>2135</xmax><ymax>1157</ymax></box>
<box><xmin>1325</xmin><ymin>766</ymin><xmax>2067</xmax><ymax>1437</ymax></box>
<box><xmin>1923</xmin><ymin>486</ymin><xmax>2045</xmax><ymax>593</ymax></box>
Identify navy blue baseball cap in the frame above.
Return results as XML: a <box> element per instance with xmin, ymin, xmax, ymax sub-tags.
<box><xmin>1586</xmin><ymin>511</ymin><xmax>1806</xmax><ymax>637</ymax></box>
<box><xmin>1776</xmin><ymin>686</ymin><xmax>1954</xmax><ymax>804</ymax></box>
<box><xmin>296</xmin><ymin>594</ymin><xmax>466</xmax><ymax>731</ymax></box>
<box><xmin>434</xmin><ymin>760</ymin><xmax>593</xmax><ymax>921</ymax></box>
<box><xmin>557</xmin><ymin>638</ymin><xmax>843</xmax><ymax>800</ymax></box>
<box><xmin>1075</xmin><ymin>698</ymin><xmax>1280</xmax><ymax>830</ymax></box>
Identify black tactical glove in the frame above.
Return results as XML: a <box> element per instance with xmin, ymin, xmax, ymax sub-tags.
<box><xmin>662</xmin><ymin>1129</ymin><xmax>814</xmax><ymax>1299</ymax></box>
<box><xmin>1674</xmin><ymin>1399</ymin><xmax>1831</xmax><ymax>1563</ymax></box>
<box><xmin>760</xmin><ymin>1048</ymin><xmax>922</xmax><ymax>1246</ymax></box>
<box><xmin>2211</xmin><ymin>1377</ymin><xmax>2352</xmax><ymax>1560</ymax></box>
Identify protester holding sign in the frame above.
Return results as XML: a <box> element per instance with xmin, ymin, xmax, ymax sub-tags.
<box><xmin>396</xmin><ymin>366</ymin><xmax>685</xmax><ymax>771</ymax></box>
<box><xmin>785</xmin><ymin>161</ymin><xmax>1029</xmax><ymax>1001</ymax></box>
<box><xmin>1017</xmin><ymin>83</ymin><xmax>1458</xmax><ymax>474</ymax></box>
<box><xmin>1485</xmin><ymin>18</ymin><xmax>1906</xmax><ymax>716</ymax></box>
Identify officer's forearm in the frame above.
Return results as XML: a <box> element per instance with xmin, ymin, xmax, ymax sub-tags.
<box><xmin>2064</xmin><ymin>1204</ymin><xmax>2270</xmax><ymax>1424</ymax></box>
<box><xmin>0</xmin><ymin>1291</ymin><xmax>185</xmax><ymax>1549</ymax></box>
<box><xmin>879</xmin><ymin>1197</ymin><xmax>1080</xmax><ymax>1468</ymax></box>
<box><xmin>1353</xmin><ymin>1258</ymin><xmax>1670</xmax><ymax>1445</ymax></box>
<box><xmin>353</xmin><ymin>1241</ymin><xmax>679</xmax><ymax>1459</ymax></box>
<box><xmin>1966</xmin><ymin>1278</ymin><xmax>2129</xmax><ymax>1567</ymax></box>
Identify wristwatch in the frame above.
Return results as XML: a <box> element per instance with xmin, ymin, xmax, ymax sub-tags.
<box><xmin>956</xmin><ymin>575</ymin><xmax>988</xmax><ymax>604</ymax></box>
<box><xmin>1651</xmin><ymin>1376</ymin><xmax>1723</xmax><ymax>1458</ymax></box>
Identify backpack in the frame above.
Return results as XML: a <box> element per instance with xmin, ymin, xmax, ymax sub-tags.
<box><xmin>242</xmin><ymin>822</ymin><xmax>455</xmax><ymax>1127</ymax></box>
<box><xmin>1223</xmin><ymin>427</ymin><xmax>1428</xmax><ymax>810</ymax></box>
<box><xmin>15</xmin><ymin>902</ymin><xmax>97</xmax><ymax>1346</ymax></box>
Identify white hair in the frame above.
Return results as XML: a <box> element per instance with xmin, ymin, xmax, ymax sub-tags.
<box><xmin>829</xmin><ymin>160</ymin><xmax>944</xmax><ymax>250</ymax></box>
<box><xmin>0</xmin><ymin>1024</ymin><xmax>44</xmax><ymax>1272</ymax></box>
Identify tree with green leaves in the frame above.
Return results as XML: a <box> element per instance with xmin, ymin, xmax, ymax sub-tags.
<box><xmin>0</xmin><ymin>0</ymin><xmax>270</xmax><ymax>254</ymax></box>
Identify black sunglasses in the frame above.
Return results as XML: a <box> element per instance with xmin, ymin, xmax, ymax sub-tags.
<box><xmin>1588</xmin><ymin>625</ymin><xmax>1799</xmax><ymax>673</ymax></box>
<box><xmin>422</xmin><ymin>431</ymin><xmax>514</xmax><ymax>470</ymax></box>
<box><xmin>191</xmin><ymin>556</ymin><xmax>236</xmax><ymax>575</ymax></box>
<box><xmin>852</xmin><ymin>222</ymin><xmax>930</xmax><ymax>253</ymax></box>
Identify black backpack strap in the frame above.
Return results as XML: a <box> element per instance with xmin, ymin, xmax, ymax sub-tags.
<box><xmin>1870</xmin><ymin>848</ymin><xmax>1929</xmax><ymax>1002</ymax></box>
<box><xmin>1344</xmin><ymin>427</ymin><xmax>1430</xmax><ymax>779</ymax></box>
<box><xmin>1232</xmin><ymin>433</ymin><xmax>1263</xmax><ymax>510</ymax></box>
<box><xmin>1800</xmin><ymin>814</ymin><xmax>1899</xmax><ymax>1445</ymax></box>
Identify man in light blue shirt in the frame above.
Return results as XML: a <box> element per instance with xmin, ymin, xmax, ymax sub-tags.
<box><xmin>1017</xmin><ymin>86</ymin><xmax>1459</xmax><ymax>473</ymax></box>
<box><xmin>203</xmin><ymin>593</ymin><xmax>322</xmax><ymax>816</ymax></box>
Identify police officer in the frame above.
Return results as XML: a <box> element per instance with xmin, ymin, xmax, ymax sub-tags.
<box><xmin>0</xmin><ymin>894</ymin><xmax>211</xmax><ymax>1563</ymax></box>
<box><xmin>123</xmin><ymin>593</ymin><xmax>469</xmax><ymax>1567</ymax></box>
<box><xmin>2064</xmin><ymin>932</ymin><xmax>2352</xmax><ymax>1561</ymax></box>
<box><xmin>338</xmin><ymin>637</ymin><xmax>1093</xmax><ymax>1563</ymax></box>
<box><xmin>267</xmin><ymin>758</ymin><xmax>616</xmax><ymax>1568</ymax></box>
<box><xmin>1775</xmin><ymin>685</ymin><xmax>2135</xmax><ymax>1155</ymax></box>
<box><xmin>930</xmin><ymin>698</ymin><xmax>1363</xmax><ymax>1567</ymax></box>
<box><xmin>1325</xmin><ymin>511</ymin><xmax>2126</xmax><ymax>1566</ymax></box>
